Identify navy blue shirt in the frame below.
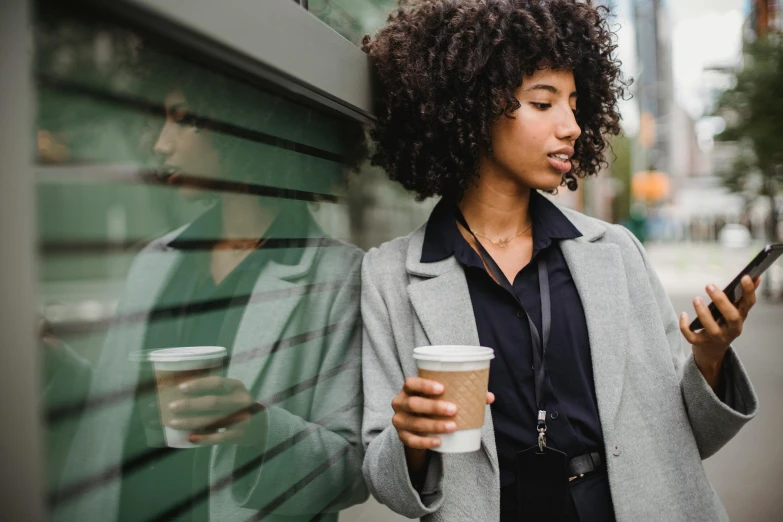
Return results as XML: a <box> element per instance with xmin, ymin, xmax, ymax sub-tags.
<box><xmin>421</xmin><ymin>191</ymin><xmax>606</xmax><ymax>502</ymax></box>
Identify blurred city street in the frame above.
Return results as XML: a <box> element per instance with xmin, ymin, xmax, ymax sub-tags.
<box><xmin>649</xmin><ymin>242</ymin><xmax>783</xmax><ymax>522</ymax></box>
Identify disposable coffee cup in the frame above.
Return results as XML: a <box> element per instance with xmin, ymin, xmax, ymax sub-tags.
<box><xmin>412</xmin><ymin>345</ymin><xmax>494</xmax><ymax>453</ymax></box>
<box><xmin>148</xmin><ymin>346</ymin><xmax>227</xmax><ymax>448</ymax></box>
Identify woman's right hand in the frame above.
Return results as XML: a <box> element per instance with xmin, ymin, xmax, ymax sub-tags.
<box><xmin>391</xmin><ymin>377</ymin><xmax>494</xmax><ymax>476</ymax></box>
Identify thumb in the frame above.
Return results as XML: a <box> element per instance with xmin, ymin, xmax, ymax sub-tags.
<box><xmin>222</xmin><ymin>379</ymin><xmax>241</xmax><ymax>393</ymax></box>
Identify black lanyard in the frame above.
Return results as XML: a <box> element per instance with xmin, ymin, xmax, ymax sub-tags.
<box><xmin>454</xmin><ymin>208</ymin><xmax>552</xmax><ymax>448</ymax></box>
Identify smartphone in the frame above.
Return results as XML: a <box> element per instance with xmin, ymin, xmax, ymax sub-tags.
<box><xmin>689</xmin><ymin>243</ymin><xmax>783</xmax><ymax>332</ymax></box>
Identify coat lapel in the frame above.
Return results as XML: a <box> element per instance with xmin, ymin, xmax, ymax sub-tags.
<box><xmin>407</xmin><ymin>268</ymin><xmax>480</xmax><ymax>348</ymax></box>
<box><xmin>559</xmin><ymin>228</ymin><xmax>629</xmax><ymax>432</ymax></box>
<box><xmin>226</xmin><ymin>229</ymin><xmax>322</xmax><ymax>393</ymax></box>
<box><xmin>406</xmin><ymin>228</ymin><xmax>499</xmax><ymax>471</ymax></box>
<box><xmin>224</xmin><ymin>267</ymin><xmax>302</xmax><ymax>389</ymax></box>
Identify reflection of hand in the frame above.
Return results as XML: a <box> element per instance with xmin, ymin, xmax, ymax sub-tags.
<box><xmin>165</xmin><ymin>376</ymin><xmax>265</xmax><ymax>447</ymax></box>
<box><xmin>37</xmin><ymin>130</ymin><xmax>70</xmax><ymax>163</ymax></box>
<box><xmin>680</xmin><ymin>275</ymin><xmax>761</xmax><ymax>390</ymax></box>
<box><xmin>39</xmin><ymin>317</ymin><xmax>61</xmax><ymax>350</ymax></box>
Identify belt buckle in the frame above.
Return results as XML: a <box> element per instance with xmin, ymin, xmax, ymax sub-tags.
<box><xmin>567</xmin><ymin>473</ymin><xmax>585</xmax><ymax>482</ymax></box>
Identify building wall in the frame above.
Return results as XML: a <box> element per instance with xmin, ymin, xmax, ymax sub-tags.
<box><xmin>34</xmin><ymin>3</ymin><xmax>422</xmax><ymax>521</ymax></box>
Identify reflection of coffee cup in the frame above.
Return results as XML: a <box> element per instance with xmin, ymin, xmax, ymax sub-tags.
<box><xmin>413</xmin><ymin>345</ymin><xmax>494</xmax><ymax>453</ymax></box>
<box><xmin>148</xmin><ymin>346</ymin><xmax>227</xmax><ymax>448</ymax></box>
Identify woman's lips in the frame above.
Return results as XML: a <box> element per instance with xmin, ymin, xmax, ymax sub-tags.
<box><xmin>159</xmin><ymin>165</ymin><xmax>182</xmax><ymax>185</ymax></box>
<box><xmin>547</xmin><ymin>155</ymin><xmax>572</xmax><ymax>173</ymax></box>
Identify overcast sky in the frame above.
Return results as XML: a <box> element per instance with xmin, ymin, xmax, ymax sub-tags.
<box><xmin>669</xmin><ymin>0</ymin><xmax>746</xmax><ymax>118</ymax></box>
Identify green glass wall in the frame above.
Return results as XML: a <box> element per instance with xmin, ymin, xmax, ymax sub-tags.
<box><xmin>308</xmin><ymin>0</ymin><xmax>399</xmax><ymax>45</ymax></box>
<box><xmin>36</xmin><ymin>3</ymin><xmax>432</xmax><ymax>521</ymax></box>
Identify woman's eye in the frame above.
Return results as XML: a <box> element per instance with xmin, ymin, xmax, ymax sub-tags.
<box><xmin>531</xmin><ymin>102</ymin><xmax>551</xmax><ymax>110</ymax></box>
<box><xmin>175</xmin><ymin>114</ymin><xmax>199</xmax><ymax>128</ymax></box>
<box><xmin>170</xmin><ymin>108</ymin><xmax>199</xmax><ymax>128</ymax></box>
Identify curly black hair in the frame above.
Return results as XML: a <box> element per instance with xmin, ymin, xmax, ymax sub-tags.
<box><xmin>362</xmin><ymin>0</ymin><xmax>629</xmax><ymax>200</ymax></box>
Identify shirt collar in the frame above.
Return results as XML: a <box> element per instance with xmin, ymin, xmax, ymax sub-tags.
<box><xmin>421</xmin><ymin>190</ymin><xmax>583</xmax><ymax>264</ymax></box>
<box><xmin>167</xmin><ymin>202</ymin><xmax>309</xmax><ymax>267</ymax></box>
<box><xmin>167</xmin><ymin>203</ymin><xmax>222</xmax><ymax>248</ymax></box>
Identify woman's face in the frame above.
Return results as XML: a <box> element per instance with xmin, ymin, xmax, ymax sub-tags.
<box><xmin>154</xmin><ymin>90</ymin><xmax>222</xmax><ymax>198</ymax></box>
<box><xmin>487</xmin><ymin>68</ymin><xmax>581</xmax><ymax>191</ymax></box>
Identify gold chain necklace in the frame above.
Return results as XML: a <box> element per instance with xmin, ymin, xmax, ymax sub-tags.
<box><xmin>472</xmin><ymin>222</ymin><xmax>533</xmax><ymax>248</ymax></box>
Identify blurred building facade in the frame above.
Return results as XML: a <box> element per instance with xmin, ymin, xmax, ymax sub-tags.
<box><xmin>575</xmin><ymin>0</ymin><xmax>683</xmax><ymax>238</ymax></box>
<box><xmin>749</xmin><ymin>0</ymin><xmax>783</xmax><ymax>35</ymax></box>
<box><xmin>632</xmin><ymin>0</ymin><xmax>675</xmax><ymax>177</ymax></box>
<box><xmin>666</xmin><ymin>0</ymin><xmax>783</xmax><ymax>244</ymax></box>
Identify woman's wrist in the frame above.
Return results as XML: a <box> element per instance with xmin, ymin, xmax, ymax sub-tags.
<box><xmin>404</xmin><ymin>446</ymin><xmax>431</xmax><ymax>488</ymax></box>
<box><xmin>693</xmin><ymin>348</ymin><xmax>726</xmax><ymax>392</ymax></box>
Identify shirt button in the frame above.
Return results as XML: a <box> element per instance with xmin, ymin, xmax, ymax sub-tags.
<box><xmin>516</xmin><ymin>310</ymin><xmax>524</xmax><ymax>318</ymax></box>
<box><xmin>612</xmin><ymin>444</ymin><xmax>621</xmax><ymax>456</ymax></box>
<box><xmin>550</xmin><ymin>411</ymin><xmax>559</xmax><ymax>420</ymax></box>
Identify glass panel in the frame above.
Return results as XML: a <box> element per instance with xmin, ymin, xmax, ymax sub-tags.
<box><xmin>308</xmin><ymin>0</ymin><xmax>399</xmax><ymax>45</ymax></box>
<box><xmin>36</xmin><ymin>5</ymin><xmax>432</xmax><ymax>522</ymax></box>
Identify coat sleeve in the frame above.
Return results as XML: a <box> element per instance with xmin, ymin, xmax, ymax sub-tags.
<box><xmin>360</xmin><ymin>250</ymin><xmax>445</xmax><ymax>519</ymax></box>
<box><xmin>618</xmin><ymin>225</ymin><xmax>758</xmax><ymax>459</ymax></box>
<box><xmin>225</xmin><ymin>254</ymin><xmax>369</xmax><ymax>515</ymax></box>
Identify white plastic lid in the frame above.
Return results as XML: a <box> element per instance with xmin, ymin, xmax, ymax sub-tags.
<box><xmin>147</xmin><ymin>346</ymin><xmax>227</xmax><ymax>363</ymax></box>
<box><xmin>412</xmin><ymin>345</ymin><xmax>494</xmax><ymax>363</ymax></box>
<box><xmin>128</xmin><ymin>350</ymin><xmax>152</xmax><ymax>363</ymax></box>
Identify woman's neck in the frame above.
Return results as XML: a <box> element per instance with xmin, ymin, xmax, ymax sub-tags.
<box><xmin>457</xmin><ymin>175</ymin><xmax>533</xmax><ymax>238</ymax></box>
<box><xmin>219</xmin><ymin>193</ymin><xmax>280</xmax><ymax>240</ymax></box>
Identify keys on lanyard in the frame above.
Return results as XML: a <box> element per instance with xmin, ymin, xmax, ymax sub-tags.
<box><xmin>453</xmin><ymin>207</ymin><xmax>571</xmax><ymax>521</ymax></box>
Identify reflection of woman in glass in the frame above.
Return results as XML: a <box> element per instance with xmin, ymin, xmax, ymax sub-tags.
<box><xmin>360</xmin><ymin>1</ymin><xmax>759</xmax><ymax>522</ymax></box>
<box><xmin>55</xmin><ymin>54</ymin><xmax>366</xmax><ymax>522</ymax></box>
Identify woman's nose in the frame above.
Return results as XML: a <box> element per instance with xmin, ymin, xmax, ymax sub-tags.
<box><xmin>557</xmin><ymin>107</ymin><xmax>581</xmax><ymax>142</ymax></box>
<box><xmin>153</xmin><ymin>121</ymin><xmax>175</xmax><ymax>158</ymax></box>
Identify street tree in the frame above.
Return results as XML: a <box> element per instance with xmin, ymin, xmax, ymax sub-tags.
<box><xmin>715</xmin><ymin>35</ymin><xmax>783</xmax><ymax>254</ymax></box>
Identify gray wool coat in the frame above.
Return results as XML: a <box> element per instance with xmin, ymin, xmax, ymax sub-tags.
<box><xmin>361</xmin><ymin>204</ymin><xmax>758</xmax><ymax>522</ymax></box>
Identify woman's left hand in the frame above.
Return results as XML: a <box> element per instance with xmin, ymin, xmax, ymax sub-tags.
<box><xmin>679</xmin><ymin>275</ymin><xmax>761</xmax><ymax>389</ymax></box>
<box><xmin>166</xmin><ymin>376</ymin><xmax>266</xmax><ymax>447</ymax></box>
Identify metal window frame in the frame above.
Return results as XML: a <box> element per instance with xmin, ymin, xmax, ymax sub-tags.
<box><xmin>63</xmin><ymin>0</ymin><xmax>376</xmax><ymax>124</ymax></box>
<box><xmin>0</xmin><ymin>0</ymin><xmax>45</xmax><ymax>521</ymax></box>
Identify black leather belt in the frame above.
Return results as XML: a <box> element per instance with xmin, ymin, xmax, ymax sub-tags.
<box><xmin>567</xmin><ymin>451</ymin><xmax>603</xmax><ymax>481</ymax></box>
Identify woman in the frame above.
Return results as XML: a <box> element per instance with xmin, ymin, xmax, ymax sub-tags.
<box><xmin>359</xmin><ymin>1</ymin><xmax>759</xmax><ymax>521</ymax></box>
<box><xmin>52</xmin><ymin>51</ymin><xmax>367</xmax><ymax>521</ymax></box>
